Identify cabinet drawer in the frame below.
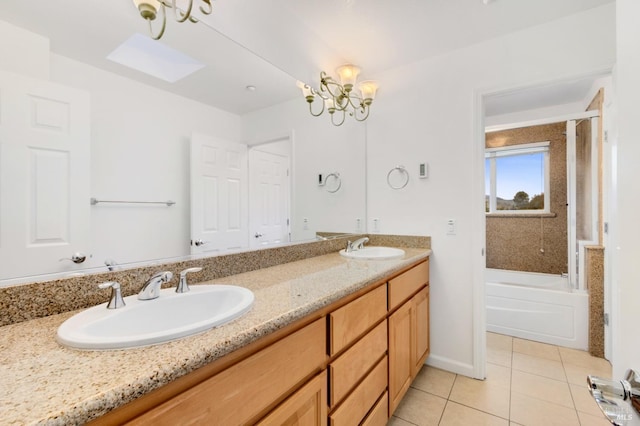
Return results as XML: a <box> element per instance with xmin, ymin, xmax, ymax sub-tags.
<box><xmin>388</xmin><ymin>261</ymin><xmax>429</xmax><ymax>311</ymax></box>
<box><xmin>257</xmin><ymin>371</ymin><xmax>327</xmax><ymax>426</ymax></box>
<box><xmin>329</xmin><ymin>320</ymin><xmax>387</xmax><ymax>407</ymax></box>
<box><xmin>361</xmin><ymin>392</ymin><xmax>388</xmax><ymax>426</ymax></box>
<box><xmin>129</xmin><ymin>318</ymin><xmax>326</xmax><ymax>426</ymax></box>
<box><xmin>329</xmin><ymin>284</ymin><xmax>387</xmax><ymax>355</ymax></box>
<box><xmin>329</xmin><ymin>356</ymin><xmax>387</xmax><ymax>426</ymax></box>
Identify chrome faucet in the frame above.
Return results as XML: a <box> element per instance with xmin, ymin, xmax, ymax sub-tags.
<box><xmin>138</xmin><ymin>271</ymin><xmax>173</xmax><ymax>300</ymax></box>
<box><xmin>176</xmin><ymin>267</ymin><xmax>203</xmax><ymax>293</ymax></box>
<box><xmin>98</xmin><ymin>281</ymin><xmax>125</xmax><ymax>309</ymax></box>
<box><xmin>588</xmin><ymin>369</ymin><xmax>640</xmax><ymax>425</ymax></box>
<box><xmin>345</xmin><ymin>237</ymin><xmax>369</xmax><ymax>253</ymax></box>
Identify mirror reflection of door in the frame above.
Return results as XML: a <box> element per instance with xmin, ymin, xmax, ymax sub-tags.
<box><xmin>190</xmin><ymin>132</ymin><xmax>248</xmax><ymax>255</ymax></box>
<box><xmin>0</xmin><ymin>71</ymin><xmax>90</xmax><ymax>280</ymax></box>
<box><xmin>248</xmin><ymin>139</ymin><xmax>291</xmax><ymax>249</ymax></box>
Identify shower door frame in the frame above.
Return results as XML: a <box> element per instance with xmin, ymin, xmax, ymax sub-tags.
<box><xmin>566</xmin><ymin>114</ymin><xmax>600</xmax><ymax>291</ymax></box>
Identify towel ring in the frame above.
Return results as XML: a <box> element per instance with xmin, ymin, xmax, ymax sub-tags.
<box><xmin>325</xmin><ymin>172</ymin><xmax>342</xmax><ymax>193</ymax></box>
<box><xmin>387</xmin><ymin>165</ymin><xmax>409</xmax><ymax>190</ymax></box>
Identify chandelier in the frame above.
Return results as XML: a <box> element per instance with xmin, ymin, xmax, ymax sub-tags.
<box><xmin>132</xmin><ymin>0</ymin><xmax>213</xmax><ymax>40</ymax></box>
<box><xmin>299</xmin><ymin>65</ymin><xmax>378</xmax><ymax>126</ymax></box>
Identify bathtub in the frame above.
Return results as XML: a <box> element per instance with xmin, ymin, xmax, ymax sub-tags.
<box><xmin>485</xmin><ymin>268</ymin><xmax>589</xmax><ymax>350</ymax></box>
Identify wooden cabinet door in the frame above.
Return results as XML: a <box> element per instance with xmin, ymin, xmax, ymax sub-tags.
<box><xmin>257</xmin><ymin>371</ymin><xmax>327</xmax><ymax>426</ymax></box>
<box><xmin>129</xmin><ymin>318</ymin><xmax>326</xmax><ymax>425</ymax></box>
<box><xmin>411</xmin><ymin>286</ymin><xmax>430</xmax><ymax>378</ymax></box>
<box><xmin>388</xmin><ymin>301</ymin><xmax>412</xmax><ymax>415</ymax></box>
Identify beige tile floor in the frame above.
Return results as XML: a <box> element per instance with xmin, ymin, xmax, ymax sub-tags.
<box><xmin>388</xmin><ymin>332</ymin><xmax>613</xmax><ymax>425</ymax></box>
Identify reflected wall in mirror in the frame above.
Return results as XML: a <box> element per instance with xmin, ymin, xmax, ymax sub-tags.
<box><xmin>0</xmin><ymin>1</ymin><xmax>366</xmax><ymax>285</ymax></box>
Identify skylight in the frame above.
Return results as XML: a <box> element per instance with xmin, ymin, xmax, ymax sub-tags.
<box><xmin>107</xmin><ymin>33</ymin><xmax>205</xmax><ymax>83</ymax></box>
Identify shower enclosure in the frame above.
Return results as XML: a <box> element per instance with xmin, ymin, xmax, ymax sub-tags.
<box><xmin>567</xmin><ymin>114</ymin><xmax>600</xmax><ymax>291</ymax></box>
<box><xmin>485</xmin><ymin>111</ymin><xmax>600</xmax><ymax>349</ymax></box>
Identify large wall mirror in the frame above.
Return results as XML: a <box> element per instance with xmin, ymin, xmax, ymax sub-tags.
<box><xmin>0</xmin><ymin>1</ymin><xmax>366</xmax><ymax>285</ymax></box>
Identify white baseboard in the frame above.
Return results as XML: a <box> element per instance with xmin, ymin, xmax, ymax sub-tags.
<box><xmin>425</xmin><ymin>354</ymin><xmax>478</xmax><ymax>378</ymax></box>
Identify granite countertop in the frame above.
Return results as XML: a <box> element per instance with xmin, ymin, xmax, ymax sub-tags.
<box><xmin>0</xmin><ymin>248</ymin><xmax>430</xmax><ymax>425</ymax></box>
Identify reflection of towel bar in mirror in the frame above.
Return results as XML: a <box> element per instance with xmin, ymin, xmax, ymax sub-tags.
<box><xmin>90</xmin><ymin>198</ymin><xmax>176</xmax><ymax>206</ymax></box>
<box><xmin>0</xmin><ymin>2</ymin><xmax>366</xmax><ymax>286</ymax></box>
<box><xmin>387</xmin><ymin>165</ymin><xmax>409</xmax><ymax>190</ymax></box>
<box><xmin>324</xmin><ymin>172</ymin><xmax>342</xmax><ymax>193</ymax></box>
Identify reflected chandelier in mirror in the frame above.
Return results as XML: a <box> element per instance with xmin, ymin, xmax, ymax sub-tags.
<box><xmin>298</xmin><ymin>64</ymin><xmax>379</xmax><ymax>126</ymax></box>
<box><xmin>132</xmin><ymin>0</ymin><xmax>214</xmax><ymax>40</ymax></box>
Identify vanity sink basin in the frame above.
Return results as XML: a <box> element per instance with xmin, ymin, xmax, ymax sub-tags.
<box><xmin>57</xmin><ymin>285</ymin><xmax>254</xmax><ymax>350</ymax></box>
<box><xmin>339</xmin><ymin>246</ymin><xmax>405</xmax><ymax>260</ymax></box>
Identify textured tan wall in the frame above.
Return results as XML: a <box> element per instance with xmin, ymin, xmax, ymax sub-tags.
<box><xmin>587</xmin><ymin>246</ymin><xmax>605</xmax><ymax>358</ymax></box>
<box><xmin>486</xmin><ymin>123</ymin><xmax>568</xmax><ymax>274</ymax></box>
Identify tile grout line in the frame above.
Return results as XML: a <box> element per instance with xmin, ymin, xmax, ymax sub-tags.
<box><xmin>443</xmin><ymin>373</ymin><xmax>512</xmax><ymax>423</ymax></box>
<box><xmin>436</xmin><ymin>399</ymin><xmax>449</xmax><ymax>425</ymax></box>
<box><xmin>558</xmin><ymin>344</ymin><xmax>582</xmax><ymax>421</ymax></box>
<box><xmin>495</xmin><ymin>334</ymin><xmax>613</xmax><ymax>425</ymax></box>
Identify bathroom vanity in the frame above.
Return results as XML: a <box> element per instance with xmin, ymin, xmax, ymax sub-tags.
<box><xmin>94</xmin><ymin>258</ymin><xmax>429</xmax><ymax>425</ymax></box>
<box><xmin>0</xmin><ymin>242</ymin><xmax>430</xmax><ymax>425</ymax></box>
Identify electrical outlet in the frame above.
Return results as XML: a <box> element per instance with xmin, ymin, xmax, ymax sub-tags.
<box><xmin>446</xmin><ymin>219</ymin><xmax>456</xmax><ymax>235</ymax></box>
<box><xmin>372</xmin><ymin>218</ymin><xmax>380</xmax><ymax>233</ymax></box>
<box><xmin>303</xmin><ymin>217</ymin><xmax>309</xmax><ymax>230</ymax></box>
<box><xmin>356</xmin><ymin>218</ymin><xmax>362</xmax><ymax>232</ymax></box>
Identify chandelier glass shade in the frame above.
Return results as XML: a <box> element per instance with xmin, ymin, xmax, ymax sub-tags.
<box><xmin>132</xmin><ymin>0</ymin><xmax>213</xmax><ymax>40</ymax></box>
<box><xmin>300</xmin><ymin>64</ymin><xmax>378</xmax><ymax>126</ymax></box>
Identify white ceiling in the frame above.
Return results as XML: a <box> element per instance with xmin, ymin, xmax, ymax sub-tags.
<box><xmin>274</xmin><ymin>0</ymin><xmax>614</xmax><ymax>74</ymax></box>
<box><xmin>0</xmin><ymin>0</ymin><xmax>615</xmax><ymax>115</ymax></box>
<box><xmin>0</xmin><ymin>0</ymin><xmax>299</xmax><ymax>114</ymax></box>
<box><xmin>484</xmin><ymin>75</ymin><xmax>607</xmax><ymax>117</ymax></box>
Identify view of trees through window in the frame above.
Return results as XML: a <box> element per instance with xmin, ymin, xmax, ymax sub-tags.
<box><xmin>485</xmin><ymin>152</ymin><xmax>546</xmax><ymax>212</ymax></box>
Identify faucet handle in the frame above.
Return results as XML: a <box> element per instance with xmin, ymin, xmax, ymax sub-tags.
<box><xmin>98</xmin><ymin>281</ymin><xmax>126</xmax><ymax>309</ymax></box>
<box><xmin>177</xmin><ymin>267</ymin><xmax>203</xmax><ymax>293</ymax></box>
<box><xmin>149</xmin><ymin>271</ymin><xmax>173</xmax><ymax>282</ymax></box>
<box><xmin>354</xmin><ymin>237</ymin><xmax>369</xmax><ymax>250</ymax></box>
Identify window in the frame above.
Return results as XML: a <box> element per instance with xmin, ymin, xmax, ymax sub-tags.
<box><xmin>485</xmin><ymin>142</ymin><xmax>550</xmax><ymax>214</ymax></box>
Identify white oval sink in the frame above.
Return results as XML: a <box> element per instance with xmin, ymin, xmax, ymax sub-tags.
<box><xmin>57</xmin><ymin>285</ymin><xmax>254</xmax><ymax>350</ymax></box>
<box><xmin>339</xmin><ymin>246</ymin><xmax>405</xmax><ymax>260</ymax></box>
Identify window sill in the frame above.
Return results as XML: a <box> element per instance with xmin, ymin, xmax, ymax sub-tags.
<box><xmin>486</xmin><ymin>212</ymin><xmax>557</xmax><ymax>218</ymax></box>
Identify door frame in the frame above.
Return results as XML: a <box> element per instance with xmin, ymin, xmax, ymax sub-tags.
<box><xmin>472</xmin><ymin>69</ymin><xmax>613</xmax><ymax>379</ymax></box>
<box><xmin>247</xmin><ymin>132</ymin><xmax>293</xmax><ymax>247</ymax></box>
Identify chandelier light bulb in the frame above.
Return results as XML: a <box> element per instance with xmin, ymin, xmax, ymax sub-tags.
<box><xmin>325</xmin><ymin>98</ymin><xmax>336</xmax><ymax>111</ymax></box>
<box><xmin>336</xmin><ymin>64</ymin><xmax>361</xmax><ymax>91</ymax></box>
<box><xmin>359</xmin><ymin>80</ymin><xmax>378</xmax><ymax>101</ymax></box>
<box><xmin>298</xmin><ymin>83</ymin><xmax>315</xmax><ymax>100</ymax></box>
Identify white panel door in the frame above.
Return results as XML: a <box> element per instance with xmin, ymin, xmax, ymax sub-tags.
<box><xmin>0</xmin><ymin>70</ymin><xmax>90</xmax><ymax>281</ymax></box>
<box><xmin>190</xmin><ymin>132</ymin><xmax>248</xmax><ymax>255</ymax></box>
<box><xmin>249</xmin><ymin>149</ymin><xmax>290</xmax><ymax>249</ymax></box>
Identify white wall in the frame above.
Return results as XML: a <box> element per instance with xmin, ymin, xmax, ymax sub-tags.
<box><xmin>0</xmin><ymin>20</ymin><xmax>49</xmax><ymax>79</ymax></box>
<box><xmin>49</xmin><ymin>55</ymin><xmax>242</xmax><ymax>268</ymax></box>
<box><xmin>366</xmin><ymin>3</ymin><xmax>616</xmax><ymax>377</ymax></box>
<box><xmin>241</xmin><ymin>98</ymin><xmax>367</xmax><ymax>241</ymax></box>
<box><xmin>612</xmin><ymin>0</ymin><xmax>640</xmax><ymax>379</ymax></box>
<box><xmin>485</xmin><ymin>102</ymin><xmax>584</xmax><ymax>128</ymax></box>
